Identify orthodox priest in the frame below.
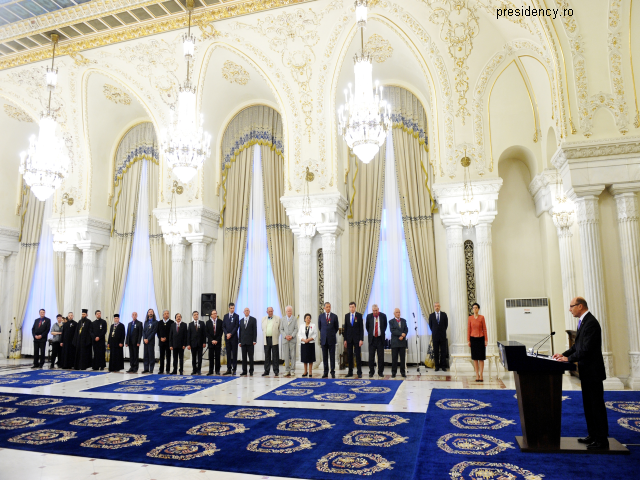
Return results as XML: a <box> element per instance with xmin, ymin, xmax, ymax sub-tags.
<box><xmin>73</xmin><ymin>309</ymin><xmax>93</xmax><ymax>370</ymax></box>
<box><xmin>91</xmin><ymin>310</ymin><xmax>107</xmax><ymax>371</ymax></box>
<box><xmin>60</xmin><ymin>312</ymin><xmax>77</xmax><ymax>369</ymax></box>
<box><xmin>108</xmin><ymin>314</ymin><xmax>126</xmax><ymax>372</ymax></box>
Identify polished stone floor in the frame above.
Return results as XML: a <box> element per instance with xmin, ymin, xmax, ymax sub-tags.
<box><xmin>0</xmin><ymin>358</ymin><xmax>584</xmax><ymax>480</ymax></box>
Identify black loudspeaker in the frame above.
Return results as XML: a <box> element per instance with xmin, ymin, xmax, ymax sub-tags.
<box><xmin>201</xmin><ymin>293</ymin><xmax>216</xmax><ymax>317</ymax></box>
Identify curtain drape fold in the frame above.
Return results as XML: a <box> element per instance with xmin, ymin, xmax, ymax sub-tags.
<box><xmin>148</xmin><ymin>157</ymin><xmax>170</xmax><ymax>313</ymax></box>
<box><xmin>54</xmin><ymin>252</ymin><xmax>64</xmax><ymax>313</ymax></box>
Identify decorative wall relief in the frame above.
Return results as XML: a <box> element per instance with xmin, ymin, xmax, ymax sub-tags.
<box><xmin>464</xmin><ymin>239</ymin><xmax>476</xmax><ymax>316</ymax></box>
<box><xmin>3</xmin><ymin>104</ymin><xmax>33</xmax><ymax>122</ymax></box>
<box><xmin>318</xmin><ymin>248</ymin><xmax>325</xmax><ymax>315</ymax></box>
<box><xmin>222</xmin><ymin>60</ymin><xmax>250</xmax><ymax>85</ymax></box>
<box><xmin>364</xmin><ymin>34</ymin><xmax>393</xmax><ymax>63</ymax></box>
<box><xmin>103</xmin><ymin>84</ymin><xmax>132</xmax><ymax>105</ymax></box>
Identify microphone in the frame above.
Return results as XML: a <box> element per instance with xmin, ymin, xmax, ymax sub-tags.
<box><xmin>529</xmin><ymin>332</ymin><xmax>555</xmax><ymax>355</ymax></box>
<box><xmin>412</xmin><ymin>312</ymin><xmax>418</xmax><ymax>331</ymax></box>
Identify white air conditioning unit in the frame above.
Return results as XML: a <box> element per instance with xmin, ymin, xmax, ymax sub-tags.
<box><xmin>504</xmin><ymin>298</ymin><xmax>553</xmax><ymax>355</ymax></box>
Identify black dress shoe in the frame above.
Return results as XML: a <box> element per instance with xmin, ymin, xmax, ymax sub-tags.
<box><xmin>357</xmin><ymin>374</ymin><xmax>362</xmax><ymax>378</ymax></box>
<box><xmin>368</xmin><ymin>373</ymin><xmax>373</xmax><ymax>378</ymax></box>
<box><xmin>322</xmin><ymin>374</ymin><xmax>328</xmax><ymax>378</ymax></box>
<box><xmin>331</xmin><ymin>373</ymin><xmax>335</xmax><ymax>378</ymax></box>
<box><xmin>391</xmin><ymin>374</ymin><xmax>396</xmax><ymax>378</ymax></box>
<box><xmin>274</xmin><ymin>374</ymin><xmax>279</xmax><ymax>377</ymax></box>
<box><xmin>206</xmin><ymin>372</ymin><xmax>213</xmax><ymax>376</ymax></box>
<box><xmin>587</xmin><ymin>440</ymin><xmax>609</xmax><ymax>450</ymax></box>
<box><xmin>262</xmin><ymin>372</ymin><xmax>269</xmax><ymax>377</ymax></box>
<box><xmin>170</xmin><ymin>371</ymin><xmax>177</xmax><ymax>375</ymax></box>
<box><xmin>578</xmin><ymin>436</ymin><xmax>593</xmax><ymax>444</ymax></box>
<box><xmin>435</xmin><ymin>368</ymin><xmax>440</xmax><ymax>372</ymax></box>
<box><xmin>345</xmin><ymin>372</ymin><xmax>353</xmax><ymax>377</ymax></box>
<box><xmin>250</xmin><ymin>373</ymin><xmax>253</xmax><ymax>376</ymax></box>
<box><xmin>223</xmin><ymin>371</ymin><xmax>231</xmax><ymax>375</ymax></box>
<box><xmin>158</xmin><ymin>371</ymin><xmax>164</xmax><ymax>375</ymax></box>
<box><xmin>401</xmin><ymin>374</ymin><xmax>407</xmax><ymax>378</ymax></box>
<box><xmin>215</xmin><ymin>372</ymin><xmax>220</xmax><ymax>375</ymax></box>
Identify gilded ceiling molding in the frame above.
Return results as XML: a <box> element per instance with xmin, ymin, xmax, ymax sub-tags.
<box><xmin>222</xmin><ymin>60</ymin><xmax>250</xmax><ymax>85</ymax></box>
<box><xmin>631</xmin><ymin>0</ymin><xmax>640</xmax><ymax>128</ymax></box>
<box><xmin>364</xmin><ymin>33</ymin><xmax>393</xmax><ymax>63</ymax></box>
<box><xmin>2</xmin><ymin>104</ymin><xmax>33</xmax><ymax>122</ymax></box>
<box><xmin>0</xmin><ymin>0</ymin><xmax>313</xmax><ymax>72</ymax></box>
<box><xmin>103</xmin><ymin>84</ymin><xmax>132</xmax><ymax>105</ymax></box>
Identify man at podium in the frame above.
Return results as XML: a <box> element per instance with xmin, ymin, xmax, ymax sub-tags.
<box><xmin>553</xmin><ymin>297</ymin><xmax>609</xmax><ymax>450</ymax></box>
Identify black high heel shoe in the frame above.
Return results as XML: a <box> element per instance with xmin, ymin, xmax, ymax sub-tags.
<box><xmin>302</xmin><ymin>373</ymin><xmax>308</xmax><ymax>377</ymax></box>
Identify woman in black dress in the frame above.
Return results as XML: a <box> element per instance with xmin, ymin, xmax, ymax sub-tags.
<box><xmin>298</xmin><ymin>313</ymin><xmax>317</xmax><ymax>377</ymax></box>
<box><xmin>467</xmin><ymin>302</ymin><xmax>488</xmax><ymax>382</ymax></box>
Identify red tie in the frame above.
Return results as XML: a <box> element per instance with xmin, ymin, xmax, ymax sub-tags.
<box><xmin>374</xmin><ymin>321</ymin><xmax>378</xmax><ymax>337</ymax></box>
<box><xmin>326</xmin><ymin>314</ymin><xmax>329</xmax><ymax>323</ymax></box>
<box><xmin>39</xmin><ymin>319</ymin><xmax>42</xmax><ymax>327</ymax></box>
<box><xmin>213</xmin><ymin>322</ymin><xmax>216</xmax><ymax>334</ymax></box>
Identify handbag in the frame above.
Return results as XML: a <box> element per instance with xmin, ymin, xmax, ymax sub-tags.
<box><xmin>425</xmin><ymin>339</ymin><xmax>435</xmax><ymax>368</ymax></box>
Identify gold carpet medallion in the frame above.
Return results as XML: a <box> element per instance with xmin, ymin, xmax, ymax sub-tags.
<box><xmin>38</xmin><ymin>371</ymin><xmax>67</xmax><ymax>376</ymax></box>
<box><xmin>115</xmin><ymin>386</ymin><xmax>155</xmax><ymax>393</ymax></box>
<box><xmin>162</xmin><ymin>407</ymin><xmax>213</xmax><ymax>417</ymax></box>
<box><xmin>335</xmin><ymin>380</ymin><xmax>371</xmax><ymax>386</ymax></box>
<box><xmin>39</xmin><ymin>405</ymin><xmax>91</xmax><ymax>416</ymax></box>
<box><xmin>121</xmin><ymin>380</ymin><xmax>155</xmax><ymax>386</ymax></box>
<box><xmin>449</xmin><ymin>461</ymin><xmax>544</xmax><ymax>479</ymax></box>
<box><xmin>618</xmin><ymin>417</ymin><xmax>640</xmax><ymax>433</ymax></box>
<box><xmin>350</xmin><ymin>386</ymin><xmax>391</xmax><ymax>394</ymax></box>
<box><xmin>277</xmin><ymin>418</ymin><xmax>334</xmax><ymax>432</ymax></box>
<box><xmin>187</xmin><ymin>422</ymin><xmax>248</xmax><ymax>436</ymax></box>
<box><xmin>24</xmin><ymin>379</ymin><xmax>62</xmax><ymax>385</ymax></box>
<box><xmin>0</xmin><ymin>379</ymin><xmax>19</xmax><ymax>385</ymax></box>
<box><xmin>343</xmin><ymin>430</ymin><xmax>408</xmax><ymax>447</ymax></box>
<box><xmin>606</xmin><ymin>401</ymin><xmax>640</xmax><ymax>414</ymax></box>
<box><xmin>316</xmin><ymin>452</ymin><xmax>395</xmax><ymax>475</ymax></box>
<box><xmin>274</xmin><ymin>389</ymin><xmax>314</xmax><ymax>396</ymax></box>
<box><xmin>110</xmin><ymin>403</ymin><xmax>161</xmax><ymax>413</ymax></box>
<box><xmin>0</xmin><ymin>417</ymin><xmax>46</xmax><ymax>430</ymax></box>
<box><xmin>312</xmin><ymin>393</ymin><xmax>356</xmax><ymax>402</ymax></box>
<box><xmin>8</xmin><ymin>429</ymin><xmax>77</xmax><ymax>445</ymax></box>
<box><xmin>436</xmin><ymin>399</ymin><xmax>491</xmax><ymax>411</ymax></box>
<box><xmin>2</xmin><ymin>374</ymin><xmax>29</xmax><ymax>379</ymax></box>
<box><xmin>353</xmin><ymin>414</ymin><xmax>410</xmax><ymax>427</ymax></box>
<box><xmin>225</xmin><ymin>408</ymin><xmax>278</xmax><ymax>419</ymax></box>
<box><xmin>0</xmin><ymin>407</ymin><xmax>18</xmax><ymax>415</ymax></box>
<box><xmin>55</xmin><ymin>374</ymin><xmax>89</xmax><ymax>379</ymax></box>
<box><xmin>247</xmin><ymin>435</ymin><xmax>315</xmax><ymax>453</ymax></box>
<box><xmin>147</xmin><ymin>441</ymin><xmax>219</xmax><ymax>460</ymax></box>
<box><xmin>70</xmin><ymin>415</ymin><xmax>128</xmax><ymax>427</ymax></box>
<box><xmin>187</xmin><ymin>379</ymin><xmax>222</xmax><ymax>384</ymax></box>
<box><xmin>437</xmin><ymin>433</ymin><xmax>515</xmax><ymax>455</ymax></box>
<box><xmin>163</xmin><ymin>385</ymin><xmax>202</xmax><ymax>392</ymax></box>
<box><xmin>450</xmin><ymin>414</ymin><xmax>516</xmax><ymax>430</ymax></box>
<box><xmin>17</xmin><ymin>397</ymin><xmax>62</xmax><ymax>406</ymax></box>
<box><xmin>290</xmin><ymin>381</ymin><xmax>326</xmax><ymax>388</ymax></box>
<box><xmin>0</xmin><ymin>396</ymin><xmax>18</xmax><ymax>403</ymax></box>
<box><xmin>159</xmin><ymin>376</ymin><xmax>191</xmax><ymax>381</ymax></box>
<box><xmin>81</xmin><ymin>433</ymin><xmax>149</xmax><ymax>449</ymax></box>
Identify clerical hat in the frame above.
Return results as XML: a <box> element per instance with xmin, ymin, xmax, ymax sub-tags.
<box><xmin>114</xmin><ymin>314</ymin><xmax>120</xmax><ymax>318</ymax></box>
<box><xmin>82</xmin><ymin>309</ymin><xmax>88</xmax><ymax>314</ymax></box>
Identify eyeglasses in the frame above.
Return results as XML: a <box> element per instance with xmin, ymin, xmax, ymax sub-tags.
<box><xmin>569</xmin><ymin>304</ymin><xmax>578</xmax><ymax>308</ymax></box>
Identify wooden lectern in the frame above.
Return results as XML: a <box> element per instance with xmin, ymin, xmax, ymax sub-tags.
<box><xmin>498</xmin><ymin>341</ymin><xmax>629</xmax><ymax>454</ymax></box>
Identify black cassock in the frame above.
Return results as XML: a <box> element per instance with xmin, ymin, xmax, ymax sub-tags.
<box><xmin>73</xmin><ymin>318</ymin><xmax>93</xmax><ymax>370</ymax></box>
<box><xmin>61</xmin><ymin>320</ymin><xmax>77</xmax><ymax>369</ymax></box>
<box><xmin>91</xmin><ymin>319</ymin><xmax>107</xmax><ymax>370</ymax></box>
<box><xmin>108</xmin><ymin>323</ymin><xmax>126</xmax><ymax>371</ymax></box>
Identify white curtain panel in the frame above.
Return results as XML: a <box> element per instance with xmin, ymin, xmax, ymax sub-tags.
<box><xmin>120</xmin><ymin>159</ymin><xmax>159</xmax><ymax>342</ymax></box>
<box><xmin>236</xmin><ymin>145</ymin><xmax>282</xmax><ymax>361</ymax></box>
<box><xmin>364</xmin><ymin>131</ymin><xmax>430</xmax><ymax>364</ymax></box>
<box><xmin>21</xmin><ymin>198</ymin><xmax>58</xmax><ymax>355</ymax></box>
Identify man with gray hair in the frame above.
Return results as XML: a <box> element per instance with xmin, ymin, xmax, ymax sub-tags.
<box><xmin>280</xmin><ymin>306</ymin><xmax>298</xmax><ymax>377</ymax></box>
<box><xmin>157</xmin><ymin>310</ymin><xmax>174</xmax><ymax>374</ymax></box>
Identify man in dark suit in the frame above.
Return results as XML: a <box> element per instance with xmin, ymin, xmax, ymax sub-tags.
<box><xmin>108</xmin><ymin>314</ymin><xmax>126</xmax><ymax>372</ymax></box>
<box><xmin>125</xmin><ymin>312</ymin><xmax>143</xmax><ymax>373</ymax></box>
<box><xmin>142</xmin><ymin>309</ymin><xmax>158</xmax><ymax>373</ymax></box>
<box><xmin>554</xmin><ymin>297</ymin><xmax>609</xmax><ymax>450</ymax></box>
<box><xmin>223</xmin><ymin>303</ymin><xmax>240</xmax><ymax>375</ymax></box>
<box><xmin>318</xmin><ymin>302</ymin><xmax>340</xmax><ymax>378</ymax></box>
<box><xmin>343</xmin><ymin>302</ymin><xmax>364</xmax><ymax>378</ymax></box>
<box><xmin>91</xmin><ymin>310</ymin><xmax>107</xmax><ymax>371</ymax></box>
<box><xmin>60</xmin><ymin>312</ymin><xmax>77</xmax><ymax>369</ymax></box>
<box><xmin>206</xmin><ymin>310</ymin><xmax>223</xmax><ymax>375</ymax></box>
<box><xmin>169</xmin><ymin>313</ymin><xmax>188</xmax><ymax>374</ymax></box>
<box><xmin>239</xmin><ymin>307</ymin><xmax>257</xmax><ymax>376</ymax></box>
<box><xmin>187</xmin><ymin>311</ymin><xmax>206</xmax><ymax>375</ymax></box>
<box><xmin>73</xmin><ymin>309</ymin><xmax>93</xmax><ymax>370</ymax></box>
<box><xmin>31</xmin><ymin>309</ymin><xmax>51</xmax><ymax>368</ymax></box>
<box><xmin>390</xmin><ymin>308</ymin><xmax>408</xmax><ymax>378</ymax></box>
<box><xmin>428</xmin><ymin>303</ymin><xmax>448</xmax><ymax>371</ymax></box>
<box><xmin>366</xmin><ymin>304</ymin><xmax>388</xmax><ymax>377</ymax></box>
<box><xmin>157</xmin><ymin>310</ymin><xmax>174</xmax><ymax>374</ymax></box>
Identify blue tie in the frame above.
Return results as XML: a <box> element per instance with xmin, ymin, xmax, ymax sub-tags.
<box><xmin>577</xmin><ymin>319</ymin><xmax>582</xmax><ymax>330</ymax></box>
<box><xmin>351</xmin><ymin>314</ymin><xmax>354</xmax><ymax>326</ymax></box>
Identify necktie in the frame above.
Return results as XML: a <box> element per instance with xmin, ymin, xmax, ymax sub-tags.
<box><xmin>326</xmin><ymin>314</ymin><xmax>329</xmax><ymax>323</ymax></box>
<box><xmin>39</xmin><ymin>319</ymin><xmax>42</xmax><ymax>327</ymax></box>
<box><xmin>351</xmin><ymin>314</ymin><xmax>354</xmax><ymax>326</ymax></box>
<box><xmin>374</xmin><ymin>320</ymin><xmax>378</xmax><ymax>337</ymax></box>
<box><xmin>577</xmin><ymin>319</ymin><xmax>582</xmax><ymax>330</ymax></box>
<box><xmin>196</xmin><ymin>322</ymin><xmax>198</xmax><ymax>330</ymax></box>
<box><xmin>437</xmin><ymin>313</ymin><xmax>440</xmax><ymax>324</ymax></box>
<box><xmin>213</xmin><ymin>322</ymin><xmax>216</xmax><ymax>334</ymax></box>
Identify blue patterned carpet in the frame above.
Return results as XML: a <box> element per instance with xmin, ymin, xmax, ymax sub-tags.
<box><xmin>413</xmin><ymin>388</ymin><xmax>640</xmax><ymax>480</ymax></box>
<box><xmin>81</xmin><ymin>374</ymin><xmax>238</xmax><ymax>397</ymax></box>
<box><xmin>256</xmin><ymin>378</ymin><xmax>402</xmax><ymax>404</ymax></box>
<box><xmin>0</xmin><ymin>393</ymin><xmax>425</xmax><ymax>479</ymax></box>
<box><xmin>0</xmin><ymin>370</ymin><xmax>107</xmax><ymax>388</ymax></box>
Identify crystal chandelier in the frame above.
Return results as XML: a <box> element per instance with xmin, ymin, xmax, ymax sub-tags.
<box><xmin>19</xmin><ymin>34</ymin><xmax>70</xmax><ymax>202</ymax></box>
<box><xmin>52</xmin><ymin>193</ymin><xmax>73</xmax><ymax>251</ymax></box>
<box><xmin>458</xmin><ymin>150</ymin><xmax>480</xmax><ymax>229</ymax></box>
<box><xmin>161</xmin><ymin>0</ymin><xmax>211</xmax><ymax>184</ymax></box>
<box><xmin>298</xmin><ymin>167</ymin><xmax>316</xmax><ymax>237</ymax></box>
<box><xmin>338</xmin><ymin>0</ymin><xmax>391</xmax><ymax>164</ymax></box>
<box><xmin>164</xmin><ymin>181</ymin><xmax>184</xmax><ymax>248</ymax></box>
<box><xmin>551</xmin><ymin>170</ymin><xmax>574</xmax><ymax>228</ymax></box>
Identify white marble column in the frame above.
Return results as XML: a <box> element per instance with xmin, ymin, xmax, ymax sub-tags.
<box><xmin>475</xmin><ymin>222</ymin><xmax>498</xmax><ymax>354</ymax></box>
<box><xmin>297</xmin><ymin>235</ymin><xmax>313</xmax><ymax>318</ymax></box>
<box><xmin>190</xmin><ymin>241</ymin><xmax>208</xmax><ymax>313</ymax></box>
<box><xmin>553</xmin><ymin>220</ymin><xmax>578</xmax><ymax>332</ymax></box>
<box><xmin>79</xmin><ymin>246</ymin><xmax>98</xmax><ymax>316</ymax></box>
<box><xmin>574</xmin><ymin>194</ymin><xmax>624</xmax><ymax>389</ymax></box>
<box><xmin>320</xmin><ymin>232</ymin><xmax>339</xmax><ymax>309</ymax></box>
<box><xmin>612</xmin><ymin>191</ymin><xmax>640</xmax><ymax>389</ymax></box>
<box><xmin>63</xmin><ymin>247</ymin><xmax>80</xmax><ymax>315</ymax></box>
<box><xmin>445</xmin><ymin>225</ymin><xmax>468</xmax><ymax>356</ymax></box>
<box><xmin>171</xmin><ymin>243</ymin><xmax>187</xmax><ymax>316</ymax></box>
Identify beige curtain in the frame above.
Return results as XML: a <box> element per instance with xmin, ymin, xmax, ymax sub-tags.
<box><xmin>10</xmin><ymin>188</ymin><xmax>45</xmax><ymax>357</ymax></box>
<box><xmin>386</xmin><ymin>86</ymin><xmax>439</xmax><ymax>315</ymax></box>
<box><xmin>54</xmin><ymin>252</ymin><xmax>65</xmax><ymax>313</ymax></box>
<box><xmin>347</xmin><ymin>145</ymin><xmax>385</xmax><ymax>312</ymax></box>
<box><xmin>262</xmin><ymin>144</ymin><xmax>294</xmax><ymax>313</ymax></box>
<box><xmin>221</xmin><ymin>147</ymin><xmax>253</xmax><ymax>310</ymax></box>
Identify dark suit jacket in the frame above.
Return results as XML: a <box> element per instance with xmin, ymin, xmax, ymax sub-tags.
<box><xmin>428</xmin><ymin>311</ymin><xmax>448</xmax><ymax>341</ymax></box>
<box><xmin>562</xmin><ymin>312</ymin><xmax>607</xmax><ymax>382</ymax></box>
<box><xmin>143</xmin><ymin>318</ymin><xmax>158</xmax><ymax>342</ymax></box>
<box><xmin>239</xmin><ymin>316</ymin><xmax>257</xmax><ymax>346</ymax></box>
<box><xmin>32</xmin><ymin>317</ymin><xmax>51</xmax><ymax>343</ymax></box>
<box><xmin>206</xmin><ymin>318</ymin><xmax>223</xmax><ymax>345</ymax></box>
<box><xmin>365</xmin><ymin>313</ymin><xmax>388</xmax><ymax>344</ymax></box>
<box><xmin>91</xmin><ymin>319</ymin><xmax>107</xmax><ymax>342</ymax></box>
<box><xmin>187</xmin><ymin>321</ymin><xmax>206</xmax><ymax>349</ymax></box>
<box><xmin>389</xmin><ymin>317</ymin><xmax>409</xmax><ymax>348</ymax></box>
<box><xmin>108</xmin><ymin>323</ymin><xmax>126</xmax><ymax>349</ymax></box>
<box><xmin>157</xmin><ymin>319</ymin><xmax>174</xmax><ymax>344</ymax></box>
<box><xmin>125</xmin><ymin>320</ymin><xmax>143</xmax><ymax>346</ymax></box>
<box><xmin>223</xmin><ymin>313</ymin><xmax>240</xmax><ymax>342</ymax></box>
<box><xmin>343</xmin><ymin>312</ymin><xmax>364</xmax><ymax>343</ymax></box>
<box><xmin>169</xmin><ymin>321</ymin><xmax>188</xmax><ymax>350</ymax></box>
<box><xmin>318</xmin><ymin>312</ymin><xmax>339</xmax><ymax>345</ymax></box>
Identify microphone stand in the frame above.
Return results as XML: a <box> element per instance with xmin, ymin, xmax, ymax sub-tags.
<box><xmin>413</xmin><ymin>313</ymin><xmax>420</xmax><ymax>375</ymax></box>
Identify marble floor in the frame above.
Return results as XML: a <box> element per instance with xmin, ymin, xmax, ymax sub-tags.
<box><xmin>0</xmin><ymin>358</ymin><xmax>584</xmax><ymax>480</ymax></box>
